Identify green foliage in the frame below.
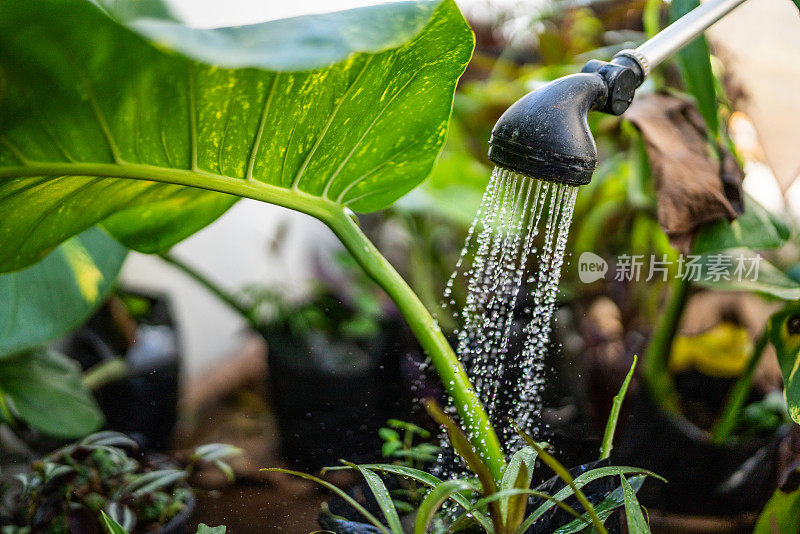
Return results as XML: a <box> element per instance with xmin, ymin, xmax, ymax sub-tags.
<box><xmin>0</xmin><ymin>348</ymin><xmax>103</xmax><ymax>438</ymax></box>
<box><xmin>621</xmin><ymin>475</ymin><xmax>649</xmax><ymax>533</ymax></box>
<box><xmin>0</xmin><ymin>227</ymin><xmax>127</xmax><ymax>358</ymax></box>
<box><xmin>0</xmin><ymin>0</ymin><xmax>510</xmax><ymax>470</ymax></box>
<box><xmin>8</xmin><ymin>432</ymin><xmax>237</xmax><ymax>532</ymax></box>
<box><xmin>692</xmin><ymin>196</ymin><xmax>791</xmax><ymax>254</ymax></box>
<box><xmin>599</xmin><ymin>356</ymin><xmax>636</xmax><ymax>461</ymax></box>
<box><xmin>291</xmin><ymin>403</ymin><xmax>662</xmax><ymax>534</ymax></box>
<box><xmin>768</xmin><ymin>301</ymin><xmax>800</xmax><ymax>424</ymax></box>
<box><xmin>669</xmin><ymin>0</ymin><xmax>719</xmax><ymax>135</ymax></box>
<box><xmin>100</xmin><ymin>511</ymin><xmax>129</xmax><ymax>534</ymax></box>
<box><xmin>754</xmin><ymin>470</ymin><xmax>800</xmax><ymax>534</ymax></box>
<box><xmin>0</xmin><ymin>0</ymin><xmax>473</xmax><ymax>272</ymax></box>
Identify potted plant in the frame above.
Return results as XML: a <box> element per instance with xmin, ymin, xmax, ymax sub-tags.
<box><xmin>1</xmin><ymin>431</ymin><xmax>238</xmax><ymax>534</ymax></box>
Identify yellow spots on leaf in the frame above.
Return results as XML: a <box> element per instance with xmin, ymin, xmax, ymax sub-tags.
<box><xmin>61</xmin><ymin>241</ymin><xmax>103</xmax><ymax>303</ymax></box>
<box><xmin>789</xmin><ymin>405</ymin><xmax>800</xmax><ymax>425</ymax></box>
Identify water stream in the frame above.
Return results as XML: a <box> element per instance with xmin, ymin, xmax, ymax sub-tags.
<box><xmin>444</xmin><ymin>167</ymin><xmax>579</xmax><ymax>451</ymax></box>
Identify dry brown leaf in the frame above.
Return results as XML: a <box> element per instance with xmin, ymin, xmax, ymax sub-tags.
<box><xmin>625</xmin><ymin>93</ymin><xmax>744</xmax><ymax>254</ymax></box>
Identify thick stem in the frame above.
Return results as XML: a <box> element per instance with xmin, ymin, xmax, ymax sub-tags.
<box><xmin>327</xmin><ymin>210</ymin><xmax>506</xmax><ymax>479</ymax></box>
<box><xmin>642</xmin><ymin>277</ymin><xmax>690</xmax><ymax>410</ymax></box>
<box><xmin>710</xmin><ymin>328</ymin><xmax>769</xmax><ymax>444</ymax></box>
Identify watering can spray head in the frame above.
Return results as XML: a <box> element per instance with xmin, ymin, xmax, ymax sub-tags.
<box><xmin>487</xmin><ymin>53</ymin><xmax>643</xmax><ymax>186</ymax></box>
<box><xmin>488</xmin><ymin>0</ymin><xmax>748</xmax><ymax>186</ymax></box>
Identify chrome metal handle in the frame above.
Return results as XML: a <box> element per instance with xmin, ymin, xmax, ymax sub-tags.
<box><xmin>626</xmin><ymin>0</ymin><xmax>749</xmax><ymax>78</ymax></box>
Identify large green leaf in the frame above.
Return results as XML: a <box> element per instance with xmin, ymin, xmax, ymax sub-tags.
<box><xmin>0</xmin><ymin>0</ymin><xmax>473</xmax><ymax>272</ymax></box>
<box><xmin>0</xmin><ymin>227</ymin><xmax>127</xmax><ymax>358</ymax></box>
<box><xmin>0</xmin><ymin>348</ymin><xmax>104</xmax><ymax>438</ymax></box>
<box><xmin>768</xmin><ymin>301</ymin><xmax>800</xmax><ymax>424</ymax></box>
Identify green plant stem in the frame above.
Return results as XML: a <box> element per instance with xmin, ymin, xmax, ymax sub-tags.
<box><xmin>0</xmin><ymin>162</ymin><xmax>506</xmax><ymax>478</ymax></box>
<box><xmin>332</xmin><ymin>211</ymin><xmax>505</xmax><ymax>479</ymax></box>
<box><xmin>158</xmin><ymin>252</ymin><xmax>260</xmax><ymax>331</ymax></box>
<box><xmin>642</xmin><ymin>276</ymin><xmax>690</xmax><ymax>411</ymax></box>
<box><xmin>710</xmin><ymin>328</ymin><xmax>769</xmax><ymax>445</ymax></box>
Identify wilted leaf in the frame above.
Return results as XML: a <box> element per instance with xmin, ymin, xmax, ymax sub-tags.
<box><xmin>625</xmin><ymin>93</ymin><xmax>743</xmax><ymax>254</ymax></box>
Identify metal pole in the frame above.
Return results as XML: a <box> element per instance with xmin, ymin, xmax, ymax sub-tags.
<box><xmin>622</xmin><ymin>0</ymin><xmax>749</xmax><ymax>78</ymax></box>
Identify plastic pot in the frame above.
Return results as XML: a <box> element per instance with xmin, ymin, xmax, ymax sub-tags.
<box><xmin>62</xmin><ymin>292</ymin><xmax>180</xmax><ymax>450</ymax></box>
<box><xmin>263</xmin><ymin>319</ymin><xmax>406</xmax><ymax>471</ymax></box>
<box><xmin>612</xmin><ymin>391</ymin><xmax>783</xmax><ymax>517</ymax></box>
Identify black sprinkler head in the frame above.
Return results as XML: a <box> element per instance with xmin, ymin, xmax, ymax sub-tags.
<box><xmin>488</xmin><ymin>54</ymin><xmax>643</xmax><ymax>186</ymax></box>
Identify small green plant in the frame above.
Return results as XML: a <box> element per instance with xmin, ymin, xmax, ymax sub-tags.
<box><xmin>265</xmin><ymin>361</ymin><xmax>662</xmax><ymax>534</ymax></box>
<box><xmin>2</xmin><ymin>432</ymin><xmax>239</xmax><ymax>534</ymax></box>
<box><xmin>378</xmin><ymin>419</ymin><xmax>439</xmax><ymax>513</ymax></box>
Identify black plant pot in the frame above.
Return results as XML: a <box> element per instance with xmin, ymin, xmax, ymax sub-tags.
<box><xmin>612</xmin><ymin>391</ymin><xmax>783</xmax><ymax>517</ymax></box>
<box><xmin>62</xmin><ymin>292</ymin><xmax>180</xmax><ymax>450</ymax></box>
<box><xmin>263</xmin><ymin>320</ymin><xmax>406</xmax><ymax>471</ymax></box>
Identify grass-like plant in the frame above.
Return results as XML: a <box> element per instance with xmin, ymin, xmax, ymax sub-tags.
<box><xmin>265</xmin><ymin>360</ymin><xmax>663</xmax><ymax>534</ymax></box>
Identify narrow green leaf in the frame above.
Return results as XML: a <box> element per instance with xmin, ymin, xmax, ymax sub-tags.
<box><xmin>506</xmin><ymin>464</ymin><xmax>531</xmax><ymax>529</ymax></box>
<box><xmin>669</xmin><ymin>0</ymin><xmax>719</xmax><ymax>135</ymax></box>
<box><xmin>0</xmin><ymin>0</ymin><xmax>473</xmax><ymax>272</ymax></box>
<box><xmin>500</xmin><ymin>446</ymin><xmax>537</xmax><ymax>526</ymax></box>
<box><xmin>100</xmin><ymin>511</ymin><xmax>128</xmax><ymax>534</ymax></box>
<box><xmin>621</xmin><ymin>475</ymin><xmax>650</xmax><ymax>533</ymax></box>
<box><xmin>426</xmin><ymin>400</ymin><xmax>503</xmax><ymax>532</ymax></box>
<box><xmin>553</xmin><ymin>476</ymin><xmax>646</xmax><ymax>534</ymax></box>
<box><xmin>414</xmin><ymin>479</ymin><xmax>477</xmax><ymax>534</ymax></box>
<box><xmin>0</xmin><ymin>348</ymin><xmax>104</xmax><ymax>438</ymax></box>
<box><xmin>600</xmin><ymin>356</ymin><xmax>636</xmax><ymax>461</ymax></box>
<box><xmin>342</xmin><ymin>462</ymin><xmax>404</xmax><ymax>534</ymax></box>
<box><xmin>0</xmin><ymin>227</ymin><xmax>127</xmax><ymax>358</ymax></box>
<box><xmin>454</xmin><ymin>488</ymin><xmax>588</xmax><ymax>532</ymax></box>
<box><xmin>323</xmin><ymin>463</ymin><xmax>494</xmax><ymax>531</ymax></box>
<box><xmin>768</xmin><ymin>301</ymin><xmax>800</xmax><ymax>424</ymax></box>
<box><xmin>515</xmin><ymin>427</ymin><xmax>607</xmax><ymax>534</ymax></box>
<box><xmin>127</xmin><ymin>469</ymin><xmax>187</xmax><ymax>497</ymax></box>
<box><xmin>261</xmin><ymin>468</ymin><xmax>391</xmax><ymax>534</ymax></box>
<box><xmin>520</xmin><ymin>466</ymin><xmax>664</xmax><ymax>533</ymax></box>
<box><xmin>192</xmin><ymin>443</ymin><xmax>243</xmax><ymax>462</ymax></box>
<box><xmin>196</xmin><ymin>525</ymin><xmax>227</xmax><ymax>534</ymax></box>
